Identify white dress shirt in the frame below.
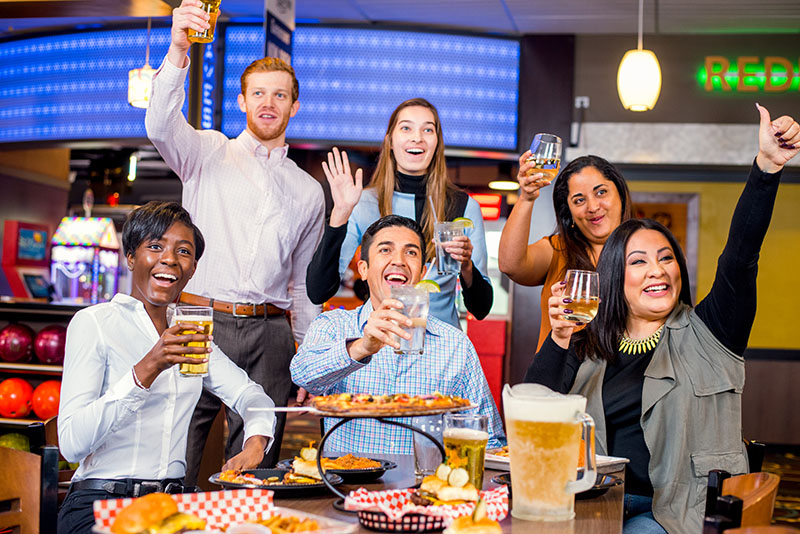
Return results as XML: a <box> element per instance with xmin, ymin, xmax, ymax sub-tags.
<box><xmin>145</xmin><ymin>58</ymin><xmax>324</xmax><ymax>344</ymax></box>
<box><xmin>58</xmin><ymin>294</ymin><xmax>276</xmax><ymax>481</ymax></box>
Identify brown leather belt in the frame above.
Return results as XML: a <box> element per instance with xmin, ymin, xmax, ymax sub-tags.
<box><xmin>180</xmin><ymin>292</ymin><xmax>285</xmax><ymax>318</ymax></box>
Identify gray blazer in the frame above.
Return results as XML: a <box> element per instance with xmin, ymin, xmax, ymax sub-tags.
<box><xmin>570</xmin><ymin>303</ymin><xmax>749</xmax><ymax>534</ymax></box>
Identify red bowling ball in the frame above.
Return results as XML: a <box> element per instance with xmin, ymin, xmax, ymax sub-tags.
<box><xmin>32</xmin><ymin>380</ymin><xmax>61</xmax><ymax>420</ymax></box>
<box><xmin>0</xmin><ymin>323</ymin><xmax>35</xmax><ymax>363</ymax></box>
<box><xmin>34</xmin><ymin>325</ymin><xmax>67</xmax><ymax>365</ymax></box>
<box><xmin>0</xmin><ymin>377</ymin><xmax>34</xmax><ymax>418</ymax></box>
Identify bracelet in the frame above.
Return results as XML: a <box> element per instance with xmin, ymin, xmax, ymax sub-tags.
<box><xmin>132</xmin><ymin>367</ymin><xmax>149</xmax><ymax>390</ymax></box>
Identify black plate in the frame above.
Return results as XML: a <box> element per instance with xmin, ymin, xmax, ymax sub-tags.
<box><xmin>208</xmin><ymin>468</ymin><xmax>344</xmax><ymax>496</ymax></box>
<box><xmin>276</xmin><ymin>457</ymin><xmax>397</xmax><ymax>483</ymax></box>
<box><xmin>491</xmin><ymin>472</ymin><xmax>623</xmax><ymax>500</ymax></box>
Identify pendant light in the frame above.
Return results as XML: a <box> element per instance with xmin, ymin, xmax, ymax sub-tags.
<box><xmin>128</xmin><ymin>17</ymin><xmax>155</xmax><ymax>109</ymax></box>
<box><xmin>616</xmin><ymin>0</ymin><xmax>661</xmax><ymax>111</ymax></box>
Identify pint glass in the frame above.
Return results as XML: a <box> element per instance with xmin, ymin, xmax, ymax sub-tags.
<box><xmin>502</xmin><ymin>383</ymin><xmax>597</xmax><ymax>521</ymax></box>
<box><xmin>173</xmin><ymin>305</ymin><xmax>213</xmax><ymax>377</ymax></box>
<box><xmin>188</xmin><ymin>0</ymin><xmax>222</xmax><ymax>44</ymax></box>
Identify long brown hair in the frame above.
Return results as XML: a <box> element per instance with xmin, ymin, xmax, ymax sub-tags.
<box><xmin>370</xmin><ymin>98</ymin><xmax>459</xmax><ymax>262</ymax></box>
<box><xmin>551</xmin><ymin>155</ymin><xmax>633</xmax><ymax>275</ymax></box>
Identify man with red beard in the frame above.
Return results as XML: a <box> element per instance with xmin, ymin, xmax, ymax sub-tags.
<box><xmin>145</xmin><ymin>0</ymin><xmax>323</xmax><ymax>483</ymax></box>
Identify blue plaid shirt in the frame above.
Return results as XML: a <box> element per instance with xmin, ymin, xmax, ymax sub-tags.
<box><xmin>290</xmin><ymin>301</ymin><xmax>506</xmax><ymax>455</ymax></box>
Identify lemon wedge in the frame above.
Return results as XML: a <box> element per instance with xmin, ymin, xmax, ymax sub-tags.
<box><xmin>415</xmin><ymin>280</ymin><xmax>441</xmax><ymax>293</ymax></box>
<box><xmin>452</xmin><ymin>217</ymin><xmax>474</xmax><ymax>229</ymax></box>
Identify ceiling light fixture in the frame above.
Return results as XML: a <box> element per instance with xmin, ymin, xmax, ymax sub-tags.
<box><xmin>488</xmin><ymin>180</ymin><xmax>520</xmax><ymax>191</ymax></box>
<box><xmin>128</xmin><ymin>17</ymin><xmax>155</xmax><ymax>109</ymax></box>
<box><xmin>617</xmin><ymin>0</ymin><xmax>661</xmax><ymax>111</ymax></box>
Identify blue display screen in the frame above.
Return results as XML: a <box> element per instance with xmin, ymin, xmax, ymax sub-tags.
<box><xmin>0</xmin><ymin>27</ymin><xmax>187</xmax><ymax>143</ymax></box>
<box><xmin>223</xmin><ymin>26</ymin><xmax>519</xmax><ymax>150</ymax></box>
<box><xmin>0</xmin><ymin>26</ymin><xmax>519</xmax><ymax>150</ymax></box>
<box><xmin>17</xmin><ymin>228</ymin><xmax>48</xmax><ymax>261</ymax></box>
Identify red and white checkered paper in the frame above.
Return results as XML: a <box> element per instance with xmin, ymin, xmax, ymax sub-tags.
<box><xmin>92</xmin><ymin>489</ymin><xmax>274</xmax><ymax>532</ymax></box>
<box><xmin>344</xmin><ymin>485</ymin><xmax>508</xmax><ymax>523</ymax></box>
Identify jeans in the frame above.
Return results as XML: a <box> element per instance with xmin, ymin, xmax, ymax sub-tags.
<box><xmin>624</xmin><ymin>494</ymin><xmax>667</xmax><ymax>534</ymax></box>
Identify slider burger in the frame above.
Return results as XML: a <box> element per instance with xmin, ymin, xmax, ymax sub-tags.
<box><xmin>110</xmin><ymin>492</ymin><xmax>206</xmax><ymax>534</ymax></box>
<box><xmin>444</xmin><ymin>500</ymin><xmax>502</xmax><ymax>534</ymax></box>
<box><xmin>411</xmin><ymin>464</ymin><xmax>479</xmax><ymax>506</ymax></box>
<box><xmin>289</xmin><ymin>443</ymin><xmax>325</xmax><ymax>483</ymax></box>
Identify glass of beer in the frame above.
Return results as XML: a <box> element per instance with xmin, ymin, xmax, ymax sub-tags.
<box><xmin>563</xmin><ymin>269</ymin><xmax>600</xmax><ymax>323</ymax></box>
<box><xmin>173</xmin><ymin>305</ymin><xmax>213</xmax><ymax>377</ymax></box>
<box><xmin>526</xmin><ymin>133</ymin><xmax>562</xmax><ymax>183</ymax></box>
<box><xmin>391</xmin><ymin>286</ymin><xmax>429</xmax><ymax>355</ymax></box>
<box><xmin>443</xmin><ymin>413</ymin><xmax>489</xmax><ymax>489</ymax></box>
<box><xmin>502</xmin><ymin>383</ymin><xmax>597</xmax><ymax>521</ymax></box>
<box><xmin>188</xmin><ymin>0</ymin><xmax>222</xmax><ymax>44</ymax></box>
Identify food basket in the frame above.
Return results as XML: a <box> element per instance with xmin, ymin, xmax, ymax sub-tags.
<box><xmin>344</xmin><ymin>486</ymin><xmax>508</xmax><ymax>533</ymax></box>
<box><xmin>91</xmin><ymin>489</ymin><xmax>357</xmax><ymax>534</ymax></box>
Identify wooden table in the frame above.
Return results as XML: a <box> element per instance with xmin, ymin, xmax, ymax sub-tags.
<box><xmin>276</xmin><ymin>454</ymin><xmax>624</xmax><ymax>534</ymax></box>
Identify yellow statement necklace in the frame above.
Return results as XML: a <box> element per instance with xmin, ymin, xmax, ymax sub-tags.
<box><xmin>619</xmin><ymin>324</ymin><xmax>665</xmax><ymax>355</ymax></box>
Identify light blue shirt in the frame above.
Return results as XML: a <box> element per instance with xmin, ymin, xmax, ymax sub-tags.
<box><xmin>340</xmin><ymin>190</ymin><xmax>490</xmax><ymax>328</ymax></box>
<box><xmin>290</xmin><ymin>301</ymin><xmax>506</xmax><ymax>455</ymax></box>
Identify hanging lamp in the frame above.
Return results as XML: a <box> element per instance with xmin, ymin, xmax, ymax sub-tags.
<box><xmin>128</xmin><ymin>17</ymin><xmax>155</xmax><ymax>108</ymax></box>
<box><xmin>616</xmin><ymin>0</ymin><xmax>661</xmax><ymax>111</ymax></box>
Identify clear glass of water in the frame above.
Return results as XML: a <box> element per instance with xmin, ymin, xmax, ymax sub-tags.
<box><xmin>435</xmin><ymin>221</ymin><xmax>465</xmax><ymax>276</ymax></box>
<box><xmin>413</xmin><ymin>414</ymin><xmax>444</xmax><ymax>479</ymax></box>
<box><xmin>391</xmin><ymin>286</ymin><xmax>429</xmax><ymax>355</ymax></box>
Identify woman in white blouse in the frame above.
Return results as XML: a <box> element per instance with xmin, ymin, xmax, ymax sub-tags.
<box><xmin>57</xmin><ymin>201</ymin><xmax>276</xmax><ymax>534</ymax></box>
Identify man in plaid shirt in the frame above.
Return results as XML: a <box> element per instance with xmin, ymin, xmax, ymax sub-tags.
<box><xmin>291</xmin><ymin>215</ymin><xmax>504</xmax><ymax>454</ymax></box>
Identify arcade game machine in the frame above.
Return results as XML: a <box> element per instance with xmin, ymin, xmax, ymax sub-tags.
<box><xmin>1</xmin><ymin>220</ymin><xmax>52</xmax><ymax>301</ymax></box>
<box><xmin>50</xmin><ymin>217</ymin><xmax>120</xmax><ymax>304</ymax></box>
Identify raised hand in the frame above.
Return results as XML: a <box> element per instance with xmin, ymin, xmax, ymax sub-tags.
<box><xmin>347</xmin><ymin>298</ymin><xmax>411</xmax><ymax>360</ymax></box>
<box><xmin>133</xmin><ymin>322</ymin><xmax>211</xmax><ymax>388</ymax></box>
<box><xmin>756</xmin><ymin>104</ymin><xmax>800</xmax><ymax>173</ymax></box>
<box><xmin>323</xmin><ymin>147</ymin><xmax>364</xmax><ymax>227</ymax></box>
<box><xmin>548</xmin><ymin>281</ymin><xmax>579</xmax><ymax>349</ymax></box>
<box><xmin>167</xmin><ymin>0</ymin><xmax>210</xmax><ymax>65</ymax></box>
<box><xmin>516</xmin><ymin>150</ymin><xmax>552</xmax><ymax>202</ymax></box>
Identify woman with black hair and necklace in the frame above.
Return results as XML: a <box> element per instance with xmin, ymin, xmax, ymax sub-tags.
<box><xmin>305</xmin><ymin>97</ymin><xmax>493</xmax><ymax>328</ymax></box>
<box><xmin>524</xmin><ymin>104</ymin><xmax>799</xmax><ymax>534</ymax></box>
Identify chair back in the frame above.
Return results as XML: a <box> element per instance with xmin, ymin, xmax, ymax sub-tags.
<box><xmin>726</xmin><ymin>527</ymin><xmax>799</xmax><ymax>533</ymax></box>
<box><xmin>723</xmin><ymin>472</ymin><xmax>781</xmax><ymax>528</ymax></box>
<box><xmin>0</xmin><ymin>446</ymin><xmax>42</xmax><ymax>534</ymax></box>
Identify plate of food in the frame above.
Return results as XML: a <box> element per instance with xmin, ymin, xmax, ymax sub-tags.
<box><xmin>310</xmin><ymin>392</ymin><xmax>475</xmax><ymax>417</ymax></box>
<box><xmin>485</xmin><ymin>444</ymin><xmax>629</xmax><ymax>474</ymax></box>
<box><xmin>490</xmin><ymin>472</ymin><xmax>623</xmax><ymax>500</ymax></box>
<box><xmin>208</xmin><ymin>468</ymin><xmax>343</xmax><ymax>496</ymax></box>
<box><xmin>277</xmin><ymin>442</ymin><xmax>397</xmax><ymax>483</ymax></box>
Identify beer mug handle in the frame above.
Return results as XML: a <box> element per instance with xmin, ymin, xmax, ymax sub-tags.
<box><xmin>566</xmin><ymin>413</ymin><xmax>597</xmax><ymax>494</ymax></box>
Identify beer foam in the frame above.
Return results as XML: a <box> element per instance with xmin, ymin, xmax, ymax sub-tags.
<box><xmin>443</xmin><ymin>427</ymin><xmax>490</xmax><ymax>441</ymax></box>
<box><xmin>502</xmin><ymin>384</ymin><xmax>587</xmax><ymax>422</ymax></box>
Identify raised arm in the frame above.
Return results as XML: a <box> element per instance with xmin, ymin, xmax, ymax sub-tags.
<box><xmin>498</xmin><ymin>151</ymin><xmax>555</xmax><ymax>285</ymax></box>
<box><xmin>696</xmin><ymin>105</ymin><xmax>799</xmax><ymax>355</ymax></box>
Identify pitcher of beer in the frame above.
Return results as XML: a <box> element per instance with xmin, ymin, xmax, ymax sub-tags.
<box><xmin>502</xmin><ymin>383</ymin><xmax>597</xmax><ymax>521</ymax></box>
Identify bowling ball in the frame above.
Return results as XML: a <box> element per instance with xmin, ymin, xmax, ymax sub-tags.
<box><xmin>0</xmin><ymin>432</ymin><xmax>30</xmax><ymax>452</ymax></box>
<box><xmin>32</xmin><ymin>380</ymin><xmax>61</xmax><ymax>420</ymax></box>
<box><xmin>0</xmin><ymin>377</ymin><xmax>34</xmax><ymax>418</ymax></box>
<box><xmin>0</xmin><ymin>323</ymin><xmax>35</xmax><ymax>363</ymax></box>
<box><xmin>33</xmin><ymin>325</ymin><xmax>67</xmax><ymax>365</ymax></box>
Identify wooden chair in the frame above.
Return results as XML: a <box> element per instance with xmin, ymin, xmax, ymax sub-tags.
<box><xmin>0</xmin><ymin>443</ymin><xmax>59</xmax><ymax>534</ymax></box>
<box><xmin>722</xmin><ymin>472</ymin><xmax>781</xmax><ymax>528</ymax></box>
<box><xmin>726</xmin><ymin>527</ymin><xmax>799</xmax><ymax>533</ymax></box>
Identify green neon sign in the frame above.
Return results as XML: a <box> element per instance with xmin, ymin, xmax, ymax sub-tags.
<box><xmin>699</xmin><ymin>56</ymin><xmax>800</xmax><ymax>92</ymax></box>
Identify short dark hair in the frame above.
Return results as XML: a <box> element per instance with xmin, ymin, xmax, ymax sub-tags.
<box><xmin>122</xmin><ymin>201</ymin><xmax>205</xmax><ymax>260</ymax></box>
<box><xmin>574</xmin><ymin>218</ymin><xmax>692</xmax><ymax>363</ymax></box>
<box><xmin>360</xmin><ymin>215</ymin><xmax>426</xmax><ymax>264</ymax></box>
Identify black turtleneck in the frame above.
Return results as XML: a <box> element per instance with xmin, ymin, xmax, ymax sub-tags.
<box><xmin>395</xmin><ymin>171</ymin><xmax>427</xmax><ymax>224</ymax></box>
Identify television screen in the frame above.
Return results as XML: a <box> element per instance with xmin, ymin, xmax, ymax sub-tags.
<box><xmin>17</xmin><ymin>228</ymin><xmax>48</xmax><ymax>262</ymax></box>
<box><xmin>23</xmin><ymin>273</ymin><xmax>51</xmax><ymax>298</ymax></box>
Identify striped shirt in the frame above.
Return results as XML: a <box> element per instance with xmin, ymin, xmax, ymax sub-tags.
<box><xmin>290</xmin><ymin>301</ymin><xmax>505</xmax><ymax>454</ymax></box>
